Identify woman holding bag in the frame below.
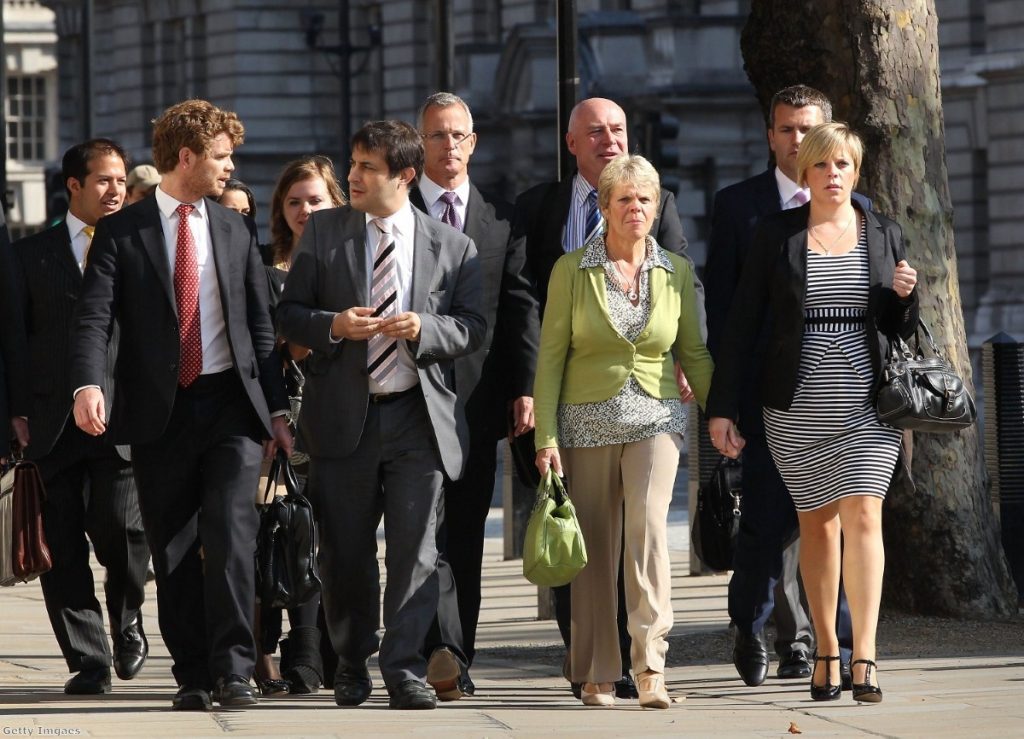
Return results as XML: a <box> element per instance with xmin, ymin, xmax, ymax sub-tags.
<box><xmin>707</xmin><ymin>123</ymin><xmax>918</xmax><ymax>703</ymax></box>
<box><xmin>533</xmin><ymin>154</ymin><xmax>714</xmax><ymax>708</ymax></box>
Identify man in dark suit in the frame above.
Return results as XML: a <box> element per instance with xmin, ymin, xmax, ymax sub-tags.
<box><xmin>0</xmin><ymin>140</ymin><xmax>150</xmax><ymax>695</ymax></box>
<box><xmin>704</xmin><ymin>84</ymin><xmax>857</xmax><ymax>687</ymax></box>
<box><xmin>277</xmin><ymin>120</ymin><xmax>485</xmax><ymax>711</ymax></box>
<box><xmin>410</xmin><ymin>93</ymin><xmax>540</xmax><ymax>700</ymax></box>
<box><xmin>70</xmin><ymin>101</ymin><xmax>292</xmax><ymax>711</ymax></box>
<box><xmin>513</xmin><ymin>97</ymin><xmax>705</xmax><ymax>698</ymax></box>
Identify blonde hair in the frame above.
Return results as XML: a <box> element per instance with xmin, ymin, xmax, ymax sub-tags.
<box><xmin>796</xmin><ymin>122</ymin><xmax>864</xmax><ymax>188</ymax></box>
<box><xmin>597</xmin><ymin>154</ymin><xmax>661</xmax><ymax>211</ymax></box>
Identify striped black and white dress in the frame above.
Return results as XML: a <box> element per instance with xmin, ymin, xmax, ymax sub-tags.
<box><xmin>763</xmin><ymin>223</ymin><xmax>902</xmax><ymax>511</ymax></box>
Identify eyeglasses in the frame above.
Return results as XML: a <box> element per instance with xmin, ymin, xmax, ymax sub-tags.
<box><xmin>421</xmin><ymin>130</ymin><xmax>475</xmax><ymax>147</ymax></box>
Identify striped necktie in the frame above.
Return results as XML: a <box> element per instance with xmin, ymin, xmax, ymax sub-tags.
<box><xmin>367</xmin><ymin>218</ymin><xmax>399</xmax><ymax>385</ymax></box>
<box><xmin>583</xmin><ymin>188</ymin><xmax>602</xmax><ymax>245</ymax></box>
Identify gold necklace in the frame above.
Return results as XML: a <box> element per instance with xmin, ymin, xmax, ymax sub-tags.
<box><xmin>809</xmin><ymin>215</ymin><xmax>854</xmax><ymax>255</ymax></box>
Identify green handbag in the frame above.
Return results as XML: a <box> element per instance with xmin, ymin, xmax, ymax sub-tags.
<box><xmin>522</xmin><ymin>469</ymin><xmax>587</xmax><ymax>587</ymax></box>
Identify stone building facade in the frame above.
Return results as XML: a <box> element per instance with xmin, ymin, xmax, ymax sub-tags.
<box><xmin>33</xmin><ymin>0</ymin><xmax>1024</xmax><ymax>346</ymax></box>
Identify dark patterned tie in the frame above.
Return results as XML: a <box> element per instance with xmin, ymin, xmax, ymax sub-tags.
<box><xmin>583</xmin><ymin>188</ymin><xmax>602</xmax><ymax>245</ymax></box>
<box><xmin>367</xmin><ymin>218</ymin><xmax>399</xmax><ymax>385</ymax></box>
<box><xmin>174</xmin><ymin>204</ymin><xmax>203</xmax><ymax>387</ymax></box>
<box><xmin>439</xmin><ymin>191</ymin><xmax>463</xmax><ymax>232</ymax></box>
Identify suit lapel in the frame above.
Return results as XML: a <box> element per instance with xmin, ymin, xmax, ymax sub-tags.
<box><xmin>208</xmin><ymin>204</ymin><xmax>234</xmax><ymax>324</ymax></box>
<box><xmin>50</xmin><ymin>223</ymin><xmax>83</xmax><ymax>286</ymax></box>
<box><xmin>783</xmin><ymin>207</ymin><xmax>809</xmax><ymax>304</ymax></box>
<box><xmin>550</xmin><ymin>177</ymin><xmax>575</xmax><ymax>252</ymax></box>
<box><xmin>136</xmin><ymin>198</ymin><xmax>177</xmax><ymax>317</ymax></box>
<box><xmin>464</xmin><ymin>183</ymin><xmax>493</xmax><ymax>248</ymax></box>
<box><xmin>342</xmin><ymin>209</ymin><xmax>369</xmax><ymax>306</ymax></box>
<box><xmin>411</xmin><ymin>208</ymin><xmax>440</xmax><ymax>312</ymax></box>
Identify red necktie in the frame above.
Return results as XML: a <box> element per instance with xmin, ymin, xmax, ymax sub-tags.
<box><xmin>174</xmin><ymin>203</ymin><xmax>203</xmax><ymax>387</ymax></box>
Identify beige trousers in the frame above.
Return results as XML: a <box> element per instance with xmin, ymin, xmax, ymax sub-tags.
<box><xmin>563</xmin><ymin>433</ymin><xmax>680</xmax><ymax>683</ymax></box>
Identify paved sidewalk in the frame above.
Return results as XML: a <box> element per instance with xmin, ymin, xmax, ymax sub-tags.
<box><xmin>2</xmin><ymin>528</ymin><xmax>1023</xmax><ymax>737</ymax></box>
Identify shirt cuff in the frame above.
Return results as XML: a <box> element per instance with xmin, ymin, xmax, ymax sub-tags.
<box><xmin>73</xmin><ymin>385</ymin><xmax>101</xmax><ymax>398</ymax></box>
<box><xmin>270</xmin><ymin>410</ymin><xmax>289</xmax><ymax>419</ymax></box>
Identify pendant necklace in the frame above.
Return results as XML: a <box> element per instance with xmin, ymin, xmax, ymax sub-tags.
<box><xmin>612</xmin><ymin>260</ymin><xmax>640</xmax><ymax>301</ymax></box>
<box><xmin>809</xmin><ymin>214</ymin><xmax>853</xmax><ymax>255</ymax></box>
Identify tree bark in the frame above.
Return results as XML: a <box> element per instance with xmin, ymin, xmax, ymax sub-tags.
<box><xmin>741</xmin><ymin>0</ymin><xmax>1016</xmax><ymax>617</ymax></box>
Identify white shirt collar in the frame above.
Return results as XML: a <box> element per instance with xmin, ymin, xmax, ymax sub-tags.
<box><xmin>572</xmin><ymin>172</ymin><xmax>596</xmax><ymax>208</ymax></box>
<box><xmin>154</xmin><ymin>185</ymin><xmax>208</xmax><ymax>221</ymax></box>
<box><xmin>65</xmin><ymin>211</ymin><xmax>90</xmax><ymax>240</ymax></box>
<box><xmin>774</xmin><ymin>167</ymin><xmax>806</xmax><ymax>208</ymax></box>
<box><xmin>418</xmin><ymin>174</ymin><xmax>470</xmax><ymax>209</ymax></box>
<box><xmin>364</xmin><ymin>201</ymin><xmax>416</xmax><ymax>239</ymax></box>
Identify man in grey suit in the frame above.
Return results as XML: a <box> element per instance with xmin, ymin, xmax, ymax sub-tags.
<box><xmin>276</xmin><ymin>120</ymin><xmax>485</xmax><ymax>711</ymax></box>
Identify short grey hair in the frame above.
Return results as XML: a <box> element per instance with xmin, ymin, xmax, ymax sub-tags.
<box><xmin>417</xmin><ymin>92</ymin><xmax>474</xmax><ymax>132</ymax></box>
<box><xmin>597</xmin><ymin>154</ymin><xmax>661</xmax><ymax>211</ymax></box>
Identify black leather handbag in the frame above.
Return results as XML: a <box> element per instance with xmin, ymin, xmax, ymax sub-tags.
<box><xmin>875</xmin><ymin>318</ymin><xmax>977</xmax><ymax>433</ymax></box>
<box><xmin>691</xmin><ymin>456</ymin><xmax>742</xmax><ymax>572</ymax></box>
<box><xmin>255</xmin><ymin>451</ymin><xmax>321</xmax><ymax>609</ymax></box>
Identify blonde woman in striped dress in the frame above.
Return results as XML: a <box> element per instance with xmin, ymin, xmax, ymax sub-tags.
<box><xmin>706</xmin><ymin>123</ymin><xmax>919</xmax><ymax>704</ymax></box>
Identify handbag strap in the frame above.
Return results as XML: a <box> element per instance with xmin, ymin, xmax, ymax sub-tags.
<box><xmin>537</xmin><ymin>468</ymin><xmax>570</xmax><ymax>508</ymax></box>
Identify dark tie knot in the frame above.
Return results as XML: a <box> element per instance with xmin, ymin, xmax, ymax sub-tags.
<box><xmin>372</xmin><ymin>217</ymin><xmax>392</xmax><ymax>236</ymax></box>
<box><xmin>586</xmin><ymin>189</ymin><xmax>597</xmax><ymax>207</ymax></box>
<box><xmin>440</xmin><ymin>191</ymin><xmax>458</xmax><ymax>206</ymax></box>
<box><xmin>176</xmin><ymin>203</ymin><xmax>195</xmax><ymax>219</ymax></box>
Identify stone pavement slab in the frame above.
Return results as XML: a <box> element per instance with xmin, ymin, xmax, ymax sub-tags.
<box><xmin>3</xmin><ymin>531</ymin><xmax>1023</xmax><ymax>737</ymax></box>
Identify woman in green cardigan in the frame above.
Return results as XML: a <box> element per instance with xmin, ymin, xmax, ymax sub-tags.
<box><xmin>534</xmin><ymin>154</ymin><xmax>714</xmax><ymax>708</ymax></box>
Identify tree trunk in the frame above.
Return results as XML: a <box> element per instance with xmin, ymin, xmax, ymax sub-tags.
<box><xmin>741</xmin><ymin>0</ymin><xmax>1016</xmax><ymax>617</ymax></box>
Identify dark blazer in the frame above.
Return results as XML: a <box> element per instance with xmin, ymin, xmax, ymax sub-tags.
<box><xmin>70</xmin><ymin>196</ymin><xmax>287</xmax><ymax>444</ymax></box>
<box><xmin>704</xmin><ymin>168</ymin><xmax>872</xmax><ymax>432</ymax></box>
<box><xmin>706</xmin><ymin>202</ymin><xmax>918</xmax><ymax>421</ymax></box>
<box><xmin>411</xmin><ymin>183</ymin><xmax>539</xmax><ymax>439</ymax></box>
<box><xmin>1</xmin><ymin>223</ymin><xmax>126</xmax><ymax>459</ymax></box>
<box><xmin>275</xmin><ymin>204</ymin><xmax>486</xmax><ymax>481</ymax></box>
<box><xmin>513</xmin><ymin>174</ymin><xmax>704</xmax><ymax>328</ymax></box>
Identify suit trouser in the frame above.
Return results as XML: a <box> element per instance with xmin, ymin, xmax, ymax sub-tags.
<box><xmin>38</xmin><ymin>423</ymin><xmax>147</xmax><ymax>673</ymax></box>
<box><xmin>425</xmin><ymin>432</ymin><xmax>500</xmax><ymax>667</ymax></box>
<box><xmin>729</xmin><ymin>433</ymin><xmax>853</xmax><ymax>661</ymax></box>
<box><xmin>309</xmin><ymin>389</ymin><xmax>444</xmax><ymax>689</ymax></box>
<box><xmin>562</xmin><ymin>434</ymin><xmax>679</xmax><ymax>684</ymax></box>
<box><xmin>131</xmin><ymin>370</ymin><xmax>264</xmax><ymax>688</ymax></box>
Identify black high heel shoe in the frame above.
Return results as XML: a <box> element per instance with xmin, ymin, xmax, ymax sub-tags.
<box><xmin>851</xmin><ymin>659</ymin><xmax>883</xmax><ymax>703</ymax></box>
<box><xmin>810</xmin><ymin>654</ymin><xmax>842</xmax><ymax>701</ymax></box>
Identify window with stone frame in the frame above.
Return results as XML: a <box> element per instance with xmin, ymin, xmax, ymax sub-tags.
<box><xmin>6</xmin><ymin>74</ymin><xmax>48</xmax><ymax>163</ymax></box>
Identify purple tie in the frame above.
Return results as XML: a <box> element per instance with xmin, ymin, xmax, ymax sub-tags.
<box><xmin>440</xmin><ymin>191</ymin><xmax>463</xmax><ymax>232</ymax></box>
<box><xmin>787</xmin><ymin>190</ymin><xmax>809</xmax><ymax>209</ymax></box>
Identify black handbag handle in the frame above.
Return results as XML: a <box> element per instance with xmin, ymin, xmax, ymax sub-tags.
<box><xmin>263</xmin><ymin>450</ymin><xmax>301</xmax><ymax>501</ymax></box>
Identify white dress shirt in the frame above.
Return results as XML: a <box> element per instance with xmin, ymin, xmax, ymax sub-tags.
<box><xmin>154</xmin><ymin>186</ymin><xmax>233</xmax><ymax>376</ymax></box>
<box><xmin>417</xmin><ymin>175</ymin><xmax>470</xmax><ymax>231</ymax></box>
<box><xmin>65</xmin><ymin>212</ymin><xmax>93</xmax><ymax>273</ymax></box>
<box><xmin>363</xmin><ymin>204</ymin><xmax>419</xmax><ymax>394</ymax></box>
<box><xmin>774</xmin><ymin>167</ymin><xmax>809</xmax><ymax>210</ymax></box>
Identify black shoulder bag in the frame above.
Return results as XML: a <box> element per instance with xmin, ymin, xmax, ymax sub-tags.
<box><xmin>255</xmin><ymin>451</ymin><xmax>321</xmax><ymax>609</ymax></box>
<box><xmin>690</xmin><ymin>456</ymin><xmax>742</xmax><ymax>572</ymax></box>
<box><xmin>875</xmin><ymin>317</ymin><xmax>977</xmax><ymax>433</ymax></box>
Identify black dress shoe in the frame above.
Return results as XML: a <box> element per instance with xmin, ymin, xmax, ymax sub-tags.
<box><xmin>733</xmin><ymin>630</ymin><xmax>770</xmax><ymax>687</ymax></box>
<box><xmin>212</xmin><ymin>675</ymin><xmax>258</xmax><ymax>707</ymax></box>
<box><xmin>388</xmin><ymin>679</ymin><xmax>437</xmax><ymax>710</ymax></box>
<box><xmin>777</xmin><ymin>651</ymin><xmax>812</xmax><ymax>679</ymax></box>
<box><xmin>851</xmin><ymin>659</ymin><xmax>883</xmax><ymax>703</ymax></box>
<box><xmin>810</xmin><ymin>654</ymin><xmax>842</xmax><ymax>701</ymax></box>
<box><xmin>113</xmin><ymin>621</ymin><xmax>149</xmax><ymax>680</ymax></box>
<box><xmin>334</xmin><ymin>664</ymin><xmax>373</xmax><ymax>706</ymax></box>
<box><xmin>570</xmin><ymin>681</ymin><xmax>582</xmax><ymax>699</ymax></box>
<box><xmin>841</xmin><ymin>660</ymin><xmax>853</xmax><ymax>691</ymax></box>
<box><xmin>64</xmin><ymin>668</ymin><xmax>112</xmax><ymax>695</ymax></box>
<box><xmin>171</xmin><ymin>685</ymin><xmax>212</xmax><ymax>711</ymax></box>
<box><xmin>614</xmin><ymin>672</ymin><xmax>639</xmax><ymax>699</ymax></box>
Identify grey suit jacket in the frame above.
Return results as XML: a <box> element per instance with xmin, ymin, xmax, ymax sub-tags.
<box><xmin>276</xmin><ymin>204</ymin><xmax>486</xmax><ymax>480</ymax></box>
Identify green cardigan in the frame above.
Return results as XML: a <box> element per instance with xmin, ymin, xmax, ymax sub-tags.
<box><xmin>534</xmin><ymin>243</ymin><xmax>714</xmax><ymax>451</ymax></box>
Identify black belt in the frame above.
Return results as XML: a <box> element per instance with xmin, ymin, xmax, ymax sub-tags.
<box><xmin>369</xmin><ymin>386</ymin><xmax>419</xmax><ymax>404</ymax></box>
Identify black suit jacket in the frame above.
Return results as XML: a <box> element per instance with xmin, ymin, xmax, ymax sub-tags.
<box><xmin>512</xmin><ymin>175</ymin><xmax>705</xmax><ymax>332</ymax></box>
<box><xmin>70</xmin><ymin>196</ymin><xmax>287</xmax><ymax>444</ymax></box>
<box><xmin>0</xmin><ymin>223</ymin><xmax>127</xmax><ymax>459</ymax></box>
<box><xmin>705</xmin><ymin>202</ymin><xmax>919</xmax><ymax>421</ymax></box>
<box><xmin>703</xmin><ymin>168</ymin><xmax>873</xmax><ymax>432</ymax></box>
<box><xmin>411</xmin><ymin>183</ymin><xmax>540</xmax><ymax>439</ymax></box>
<box><xmin>0</xmin><ymin>213</ymin><xmax>12</xmax><ymax>429</ymax></box>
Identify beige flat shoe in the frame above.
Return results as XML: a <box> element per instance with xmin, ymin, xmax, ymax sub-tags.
<box><xmin>637</xmin><ymin>671</ymin><xmax>670</xmax><ymax>709</ymax></box>
<box><xmin>581</xmin><ymin>682</ymin><xmax>615</xmax><ymax>707</ymax></box>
